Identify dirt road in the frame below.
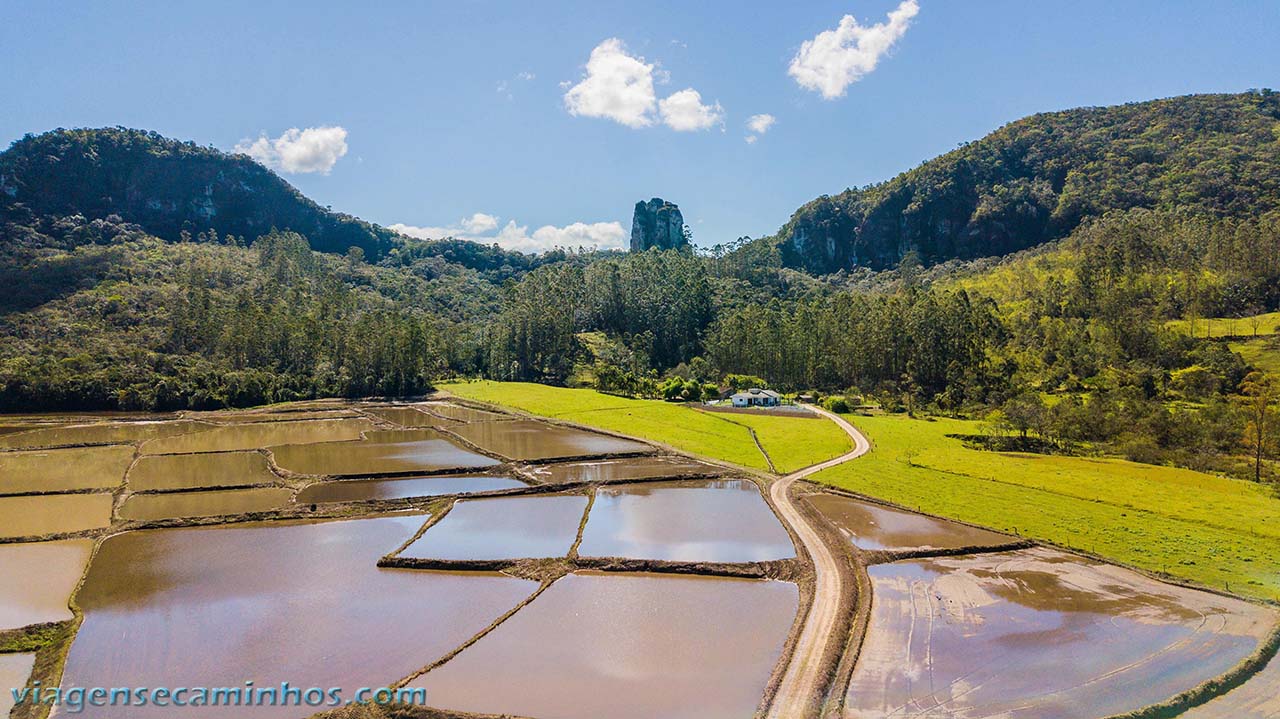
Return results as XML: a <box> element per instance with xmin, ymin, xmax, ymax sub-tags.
<box><xmin>766</xmin><ymin>406</ymin><xmax>871</xmax><ymax>719</ymax></box>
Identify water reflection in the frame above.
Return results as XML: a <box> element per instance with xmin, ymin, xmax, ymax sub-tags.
<box><xmin>118</xmin><ymin>487</ymin><xmax>293</xmax><ymax>521</ymax></box>
<box><xmin>399</xmin><ymin>494</ymin><xmax>588</xmax><ymax>560</ymax></box>
<box><xmin>449</xmin><ymin>419</ymin><xmax>650</xmax><ymax>461</ymax></box>
<box><xmin>298</xmin><ymin>475</ymin><xmax>527</xmax><ymax>504</ymax></box>
<box><xmin>0</xmin><ymin>445</ymin><xmax>135</xmax><ymax>494</ymax></box>
<box><xmin>527</xmin><ymin>456</ymin><xmax>721</xmax><ymax>484</ymax></box>
<box><xmin>269</xmin><ymin>430</ymin><xmax>499</xmax><ymax>476</ymax></box>
<box><xmin>128</xmin><ymin>451</ymin><xmax>278</xmax><ymax>491</ymax></box>
<box><xmin>578</xmin><ymin>480</ymin><xmax>795</xmax><ymax>562</ymax></box>
<box><xmin>0</xmin><ymin>493</ymin><xmax>113</xmax><ymax>538</ymax></box>
<box><xmin>0</xmin><ymin>539</ymin><xmax>93</xmax><ymax>629</ymax></box>
<box><xmin>808</xmin><ymin>493</ymin><xmax>1012</xmax><ymax>552</ymax></box>
<box><xmin>846</xmin><ymin>548</ymin><xmax>1272</xmax><ymax>718</ymax></box>
<box><xmin>412</xmin><ymin>572</ymin><xmax>798</xmax><ymax>719</ymax></box>
<box><xmin>62</xmin><ymin>516</ymin><xmax>541</xmax><ymax>718</ymax></box>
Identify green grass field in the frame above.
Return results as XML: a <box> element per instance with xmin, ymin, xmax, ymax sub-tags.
<box><xmin>1229</xmin><ymin>337</ymin><xmax>1280</xmax><ymax>374</ymax></box>
<box><xmin>811</xmin><ymin>413</ymin><xmax>1280</xmax><ymax>601</ymax></box>
<box><xmin>714</xmin><ymin>411</ymin><xmax>851</xmax><ymax>473</ymax></box>
<box><xmin>1165</xmin><ymin>310</ymin><xmax>1280</xmax><ymax>339</ymax></box>
<box><xmin>439</xmin><ymin>381</ymin><xmax>851</xmax><ymax>474</ymax></box>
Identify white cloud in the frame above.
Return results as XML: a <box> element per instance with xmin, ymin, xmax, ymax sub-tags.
<box><xmin>563</xmin><ymin>38</ymin><xmax>657</xmax><ymax>128</ymax></box>
<box><xmin>517</xmin><ymin>71</ymin><xmax>536</xmax><ymax>81</ymax></box>
<box><xmin>789</xmin><ymin>0</ymin><xmax>919</xmax><ymax>99</ymax></box>
<box><xmin>659</xmin><ymin>89</ymin><xmax>724</xmax><ymax>131</ymax></box>
<box><xmin>391</xmin><ymin>214</ymin><xmax>626</xmax><ymax>254</ymax></box>
<box><xmin>746</xmin><ymin>113</ymin><xmax>776</xmax><ymax>135</ymax></box>
<box><xmin>745</xmin><ymin>113</ymin><xmax>776</xmax><ymax>143</ymax></box>
<box><xmin>461</xmin><ymin>212</ymin><xmax>498</xmax><ymax>233</ymax></box>
<box><xmin>234</xmin><ymin>126</ymin><xmax>349</xmax><ymax>174</ymax></box>
<box><xmin>563</xmin><ymin>38</ymin><xmax>724</xmax><ymax>131</ymax></box>
<box><xmin>388</xmin><ymin>223</ymin><xmax>454</xmax><ymax>240</ymax></box>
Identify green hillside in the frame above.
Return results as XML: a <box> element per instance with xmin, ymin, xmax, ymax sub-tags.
<box><xmin>773</xmin><ymin>91</ymin><xmax>1280</xmax><ymax>273</ymax></box>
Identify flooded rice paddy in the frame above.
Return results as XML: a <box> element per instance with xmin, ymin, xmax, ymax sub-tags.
<box><xmin>808</xmin><ymin>493</ymin><xmax>1013</xmax><ymax>552</ymax></box>
<box><xmin>418</xmin><ymin>402</ymin><xmax>507</xmax><ymax>422</ymax></box>
<box><xmin>449</xmin><ymin>418</ymin><xmax>651</xmax><ymax>460</ymax></box>
<box><xmin>399</xmin><ymin>494</ymin><xmax>589</xmax><ymax>560</ymax></box>
<box><xmin>412</xmin><ymin>571</ymin><xmax>798</xmax><ymax>719</ymax></box>
<box><xmin>61</xmin><ymin>516</ymin><xmax>540</xmax><ymax>718</ymax></box>
<box><xmin>0</xmin><ymin>492</ymin><xmax>113</xmax><ymax>538</ymax></box>
<box><xmin>0</xmin><ymin>444</ymin><xmax>135</xmax><ymax>494</ymax></box>
<box><xmin>127</xmin><ymin>450</ymin><xmax>279</xmax><ymax>491</ymax></box>
<box><xmin>268</xmin><ymin>429</ymin><xmax>500</xmax><ymax>476</ymax></box>
<box><xmin>0</xmin><ymin>420</ymin><xmax>208</xmax><ymax>450</ymax></box>
<box><xmin>117</xmin><ymin>487</ymin><xmax>294</xmax><ymax>521</ymax></box>
<box><xmin>363</xmin><ymin>406</ymin><xmax>455</xmax><ymax>427</ymax></box>
<box><xmin>140</xmin><ymin>418</ymin><xmax>375</xmax><ymax>454</ymax></box>
<box><xmin>527</xmin><ymin>455</ymin><xmax>722</xmax><ymax>483</ymax></box>
<box><xmin>845</xmin><ymin>547</ymin><xmax>1274</xmax><ymax>718</ymax></box>
<box><xmin>0</xmin><ymin>538</ymin><xmax>93</xmax><ymax>629</ymax></box>
<box><xmin>297</xmin><ymin>474</ymin><xmax>527</xmax><ymax>504</ymax></box>
<box><xmin>189</xmin><ymin>408</ymin><xmax>360</xmax><ymax>424</ymax></box>
<box><xmin>3</xmin><ymin>402</ymin><xmax>1279</xmax><ymax>719</ymax></box>
<box><xmin>0</xmin><ymin>653</ymin><xmax>36</xmax><ymax>716</ymax></box>
<box><xmin>578</xmin><ymin>479</ymin><xmax>795</xmax><ymax>562</ymax></box>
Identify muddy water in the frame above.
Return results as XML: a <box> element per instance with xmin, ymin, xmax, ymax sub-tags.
<box><xmin>0</xmin><ymin>653</ymin><xmax>35</xmax><ymax>716</ymax></box>
<box><xmin>578</xmin><ymin>480</ymin><xmax>795</xmax><ymax>562</ymax></box>
<box><xmin>0</xmin><ymin>539</ymin><xmax>93</xmax><ymax>629</ymax></box>
<box><xmin>399</xmin><ymin>494</ymin><xmax>588</xmax><ymax>560</ymax></box>
<box><xmin>449</xmin><ymin>419</ymin><xmax>650</xmax><ymax>461</ymax></box>
<box><xmin>62</xmin><ymin>516</ymin><xmax>540</xmax><ymax>718</ymax></box>
<box><xmin>0</xmin><ymin>420</ymin><xmax>209</xmax><ymax>450</ymax></box>
<box><xmin>269</xmin><ymin>430</ymin><xmax>499</xmax><ymax>476</ymax></box>
<box><xmin>808</xmin><ymin>493</ymin><xmax>1012</xmax><ymax>552</ymax></box>
<box><xmin>192</xmin><ymin>409</ymin><xmax>360</xmax><ymax>424</ymax></box>
<box><xmin>0</xmin><ymin>444</ymin><xmax>135</xmax><ymax>494</ymax></box>
<box><xmin>1185</xmin><ymin>643</ymin><xmax>1280</xmax><ymax>718</ymax></box>
<box><xmin>527</xmin><ymin>456</ymin><xmax>721</xmax><ymax>484</ymax></box>
<box><xmin>364</xmin><ymin>406</ymin><xmax>456</xmax><ymax>428</ymax></box>
<box><xmin>128</xmin><ymin>451</ymin><xmax>278</xmax><ymax>491</ymax></box>
<box><xmin>140</xmin><ymin>418</ymin><xmax>376</xmax><ymax>454</ymax></box>
<box><xmin>118</xmin><ymin>487</ymin><xmax>293</xmax><ymax>521</ymax></box>
<box><xmin>419</xmin><ymin>403</ymin><xmax>506</xmax><ymax>422</ymax></box>
<box><xmin>846</xmin><ymin>547</ymin><xmax>1273</xmax><ymax>719</ymax></box>
<box><xmin>413</xmin><ymin>572</ymin><xmax>798</xmax><ymax>719</ymax></box>
<box><xmin>0</xmin><ymin>493</ymin><xmax>113</xmax><ymax>538</ymax></box>
<box><xmin>297</xmin><ymin>475</ymin><xmax>527</xmax><ymax>504</ymax></box>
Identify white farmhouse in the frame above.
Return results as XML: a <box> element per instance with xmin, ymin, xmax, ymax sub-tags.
<box><xmin>730</xmin><ymin>388</ymin><xmax>781</xmax><ymax>408</ymax></box>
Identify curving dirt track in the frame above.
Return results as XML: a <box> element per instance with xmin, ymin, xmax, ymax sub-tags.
<box><xmin>766</xmin><ymin>406</ymin><xmax>870</xmax><ymax>719</ymax></box>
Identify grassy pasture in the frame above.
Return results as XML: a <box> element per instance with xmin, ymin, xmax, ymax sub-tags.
<box><xmin>438</xmin><ymin>381</ymin><xmax>851</xmax><ymax>474</ymax></box>
<box><xmin>1165</xmin><ymin>310</ymin><xmax>1280</xmax><ymax>339</ymax></box>
<box><xmin>716</xmin><ymin>411</ymin><xmax>852</xmax><ymax>473</ymax></box>
<box><xmin>811</xmin><ymin>413</ymin><xmax>1280</xmax><ymax>601</ymax></box>
<box><xmin>1229</xmin><ymin>337</ymin><xmax>1280</xmax><ymax>374</ymax></box>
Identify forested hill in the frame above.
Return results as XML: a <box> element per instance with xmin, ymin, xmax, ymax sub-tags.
<box><xmin>774</xmin><ymin>91</ymin><xmax>1280</xmax><ymax>274</ymax></box>
<box><xmin>0</xmin><ymin>128</ymin><xmax>405</xmax><ymax>258</ymax></box>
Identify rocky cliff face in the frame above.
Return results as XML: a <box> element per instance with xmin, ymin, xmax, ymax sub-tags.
<box><xmin>630</xmin><ymin>198</ymin><xmax>687</xmax><ymax>252</ymax></box>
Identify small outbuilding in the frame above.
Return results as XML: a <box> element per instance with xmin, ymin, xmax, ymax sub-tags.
<box><xmin>731</xmin><ymin>388</ymin><xmax>781</xmax><ymax>408</ymax></box>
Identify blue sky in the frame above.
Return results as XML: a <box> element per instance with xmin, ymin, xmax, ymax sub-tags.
<box><xmin>3</xmin><ymin>1</ymin><xmax>1278</xmax><ymax>251</ymax></box>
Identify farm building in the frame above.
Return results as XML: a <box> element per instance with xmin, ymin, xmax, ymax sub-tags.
<box><xmin>731</xmin><ymin>388</ymin><xmax>782</xmax><ymax>407</ymax></box>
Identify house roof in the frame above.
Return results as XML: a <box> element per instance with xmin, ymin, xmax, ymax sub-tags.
<box><xmin>731</xmin><ymin>388</ymin><xmax>781</xmax><ymax>400</ymax></box>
